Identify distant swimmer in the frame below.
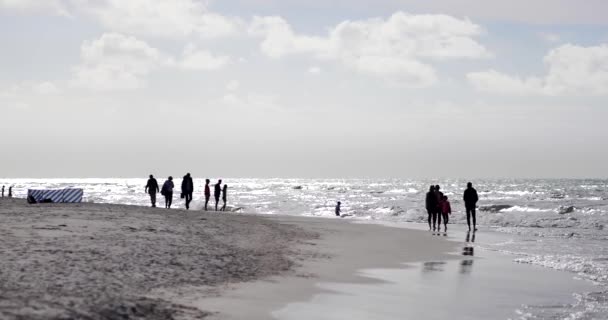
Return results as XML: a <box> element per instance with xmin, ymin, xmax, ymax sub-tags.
<box><xmin>204</xmin><ymin>179</ymin><xmax>211</xmax><ymax>211</ymax></box>
<box><xmin>214</xmin><ymin>179</ymin><xmax>222</xmax><ymax>211</ymax></box>
<box><xmin>463</xmin><ymin>182</ymin><xmax>479</xmax><ymax>232</ymax></box>
<box><xmin>440</xmin><ymin>195</ymin><xmax>452</xmax><ymax>232</ymax></box>
<box><xmin>161</xmin><ymin>176</ymin><xmax>174</xmax><ymax>209</ymax></box>
<box><xmin>8</xmin><ymin>186</ymin><xmax>13</xmax><ymax>198</ymax></box>
<box><xmin>335</xmin><ymin>201</ymin><xmax>341</xmax><ymax>217</ymax></box>
<box><xmin>220</xmin><ymin>184</ymin><xmax>228</xmax><ymax>211</ymax></box>
<box><xmin>425</xmin><ymin>186</ymin><xmax>437</xmax><ymax>230</ymax></box>
<box><xmin>145</xmin><ymin>174</ymin><xmax>160</xmax><ymax>208</ymax></box>
<box><xmin>181</xmin><ymin>173</ymin><xmax>194</xmax><ymax>210</ymax></box>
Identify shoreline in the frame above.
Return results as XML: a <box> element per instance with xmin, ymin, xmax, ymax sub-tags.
<box><xmin>0</xmin><ymin>198</ymin><xmax>595</xmax><ymax>319</ymax></box>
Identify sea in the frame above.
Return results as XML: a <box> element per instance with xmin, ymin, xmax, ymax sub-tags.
<box><xmin>1</xmin><ymin>178</ymin><xmax>607</xmax><ymax>319</ymax></box>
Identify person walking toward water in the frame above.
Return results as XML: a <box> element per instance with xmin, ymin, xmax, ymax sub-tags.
<box><xmin>145</xmin><ymin>174</ymin><xmax>160</xmax><ymax>207</ymax></box>
<box><xmin>440</xmin><ymin>195</ymin><xmax>452</xmax><ymax>232</ymax></box>
<box><xmin>204</xmin><ymin>179</ymin><xmax>211</xmax><ymax>211</ymax></box>
<box><xmin>463</xmin><ymin>182</ymin><xmax>479</xmax><ymax>232</ymax></box>
<box><xmin>214</xmin><ymin>179</ymin><xmax>222</xmax><ymax>211</ymax></box>
<box><xmin>181</xmin><ymin>173</ymin><xmax>194</xmax><ymax>210</ymax></box>
<box><xmin>425</xmin><ymin>186</ymin><xmax>437</xmax><ymax>230</ymax></box>
<box><xmin>161</xmin><ymin>176</ymin><xmax>174</xmax><ymax>209</ymax></box>
<box><xmin>8</xmin><ymin>186</ymin><xmax>13</xmax><ymax>198</ymax></box>
<box><xmin>335</xmin><ymin>201</ymin><xmax>341</xmax><ymax>217</ymax></box>
<box><xmin>220</xmin><ymin>184</ymin><xmax>228</xmax><ymax>211</ymax></box>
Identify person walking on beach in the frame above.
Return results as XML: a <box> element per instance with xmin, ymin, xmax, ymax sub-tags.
<box><xmin>1</xmin><ymin>186</ymin><xmax>4</xmax><ymax>197</ymax></box>
<box><xmin>145</xmin><ymin>174</ymin><xmax>160</xmax><ymax>207</ymax></box>
<box><xmin>214</xmin><ymin>179</ymin><xmax>222</xmax><ymax>211</ymax></box>
<box><xmin>335</xmin><ymin>201</ymin><xmax>341</xmax><ymax>217</ymax></box>
<box><xmin>220</xmin><ymin>184</ymin><xmax>228</xmax><ymax>211</ymax></box>
<box><xmin>181</xmin><ymin>173</ymin><xmax>194</xmax><ymax>210</ymax></box>
<box><xmin>204</xmin><ymin>179</ymin><xmax>211</xmax><ymax>211</ymax></box>
<box><xmin>161</xmin><ymin>176</ymin><xmax>174</xmax><ymax>209</ymax></box>
<box><xmin>425</xmin><ymin>186</ymin><xmax>437</xmax><ymax>230</ymax></box>
<box><xmin>440</xmin><ymin>195</ymin><xmax>452</xmax><ymax>232</ymax></box>
<box><xmin>463</xmin><ymin>182</ymin><xmax>479</xmax><ymax>232</ymax></box>
<box><xmin>8</xmin><ymin>186</ymin><xmax>12</xmax><ymax>198</ymax></box>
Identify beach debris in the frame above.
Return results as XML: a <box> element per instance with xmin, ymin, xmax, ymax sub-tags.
<box><xmin>293</xmin><ymin>186</ymin><xmax>303</xmax><ymax>190</ymax></box>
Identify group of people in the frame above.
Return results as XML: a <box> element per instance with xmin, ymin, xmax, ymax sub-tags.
<box><xmin>1</xmin><ymin>186</ymin><xmax>13</xmax><ymax>198</ymax></box>
<box><xmin>145</xmin><ymin>174</ymin><xmax>228</xmax><ymax>211</ymax></box>
<box><xmin>425</xmin><ymin>182</ymin><xmax>479</xmax><ymax>232</ymax></box>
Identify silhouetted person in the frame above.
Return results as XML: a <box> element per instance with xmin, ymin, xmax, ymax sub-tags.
<box><xmin>220</xmin><ymin>184</ymin><xmax>228</xmax><ymax>211</ymax></box>
<box><xmin>1</xmin><ymin>186</ymin><xmax>4</xmax><ymax>197</ymax></box>
<box><xmin>181</xmin><ymin>173</ymin><xmax>194</xmax><ymax>210</ymax></box>
<box><xmin>440</xmin><ymin>195</ymin><xmax>452</xmax><ymax>232</ymax></box>
<box><xmin>425</xmin><ymin>186</ymin><xmax>437</xmax><ymax>230</ymax></box>
<box><xmin>214</xmin><ymin>179</ymin><xmax>222</xmax><ymax>211</ymax></box>
<box><xmin>145</xmin><ymin>174</ymin><xmax>160</xmax><ymax>207</ymax></box>
<box><xmin>204</xmin><ymin>179</ymin><xmax>211</xmax><ymax>211</ymax></box>
<box><xmin>8</xmin><ymin>186</ymin><xmax>12</xmax><ymax>198</ymax></box>
<box><xmin>161</xmin><ymin>176</ymin><xmax>174</xmax><ymax>209</ymax></box>
<box><xmin>433</xmin><ymin>185</ymin><xmax>444</xmax><ymax>231</ymax></box>
<box><xmin>335</xmin><ymin>201</ymin><xmax>341</xmax><ymax>217</ymax></box>
<box><xmin>463</xmin><ymin>182</ymin><xmax>479</xmax><ymax>232</ymax></box>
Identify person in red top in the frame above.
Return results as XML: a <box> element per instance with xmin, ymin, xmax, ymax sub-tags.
<box><xmin>440</xmin><ymin>195</ymin><xmax>452</xmax><ymax>232</ymax></box>
<box><xmin>204</xmin><ymin>179</ymin><xmax>211</xmax><ymax>211</ymax></box>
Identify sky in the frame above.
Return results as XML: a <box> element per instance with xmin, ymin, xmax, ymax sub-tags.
<box><xmin>0</xmin><ymin>0</ymin><xmax>607</xmax><ymax>179</ymax></box>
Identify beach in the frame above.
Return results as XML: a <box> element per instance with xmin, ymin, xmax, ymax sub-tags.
<box><xmin>0</xmin><ymin>197</ymin><xmax>595</xmax><ymax>319</ymax></box>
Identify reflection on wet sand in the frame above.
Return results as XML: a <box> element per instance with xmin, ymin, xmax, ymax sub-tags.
<box><xmin>461</xmin><ymin>232</ymin><xmax>476</xmax><ymax>274</ymax></box>
<box><xmin>422</xmin><ymin>261</ymin><xmax>447</xmax><ymax>273</ymax></box>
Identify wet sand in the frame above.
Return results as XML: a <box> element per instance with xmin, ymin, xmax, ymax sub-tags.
<box><xmin>0</xmin><ymin>199</ymin><xmax>593</xmax><ymax>319</ymax></box>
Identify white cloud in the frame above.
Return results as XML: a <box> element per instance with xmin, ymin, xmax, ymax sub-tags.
<box><xmin>0</xmin><ymin>0</ymin><xmax>69</xmax><ymax>16</ymax></box>
<box><xmin>78</xmin><ymin>0</ymin><xmax>242</xmax><ymax>38</ymax></box>
<box><xmin>178</xmin><ymin>43</ymin><xmax>232</xmax><ymax>70</ymax></box>
<box><xmin>308</xmin><ymin>66</ymin><xmax>321</xmax><ymax>74</ymax></box>
<box><xmin>70</xmin><ymin>33</ymin><xmax>167</xmax><ymax>91</ymax></box>
<box><xmin>468</xmin><ymin>44</ymin><xmax>608</xmax><ymax>96</ymax></box>
<box><xmin>226</xmin><ymin>80</ymin><xmax>240</xmax><ymax>91</ymax></box>
<box><xmin>249</xmin><ymin>12</ymin><xmax>489</xmax><ymax>87</ymax></box>
<box><xmin>221</xmin><ymin>92</ymin><xmax>282</xmax><ymax>111</ymax></box>
<box><xmin>0</xmin><ymin>81</ymin><xmax>61</xmax><ymax>109</ymax></box>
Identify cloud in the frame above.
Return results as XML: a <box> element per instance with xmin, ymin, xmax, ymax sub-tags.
<box><xmin>70</xmin><ymin>33</ymin><xmax>167</xmax><ymax>90</ymax></box>
<box><xmin>226</xmin><ymin>80</ymin><xmax>240</xmax><ymax>91</ymax></box>
<box><xmin>308</xmin><ymin>66</ymin><xmax>321</xmax><ymax>74</ymax></box>
<box><xmin>0</xmin><ymin>0</ymin><xmax>69</xmax><ymax>16</ymax></box>
<box><xmin>467</xmin><ymin>44</ymin><xmax>608</xmax><ymax>96</ymax></box>
<box><xmin>221</xmin><ymin>92</ymin><xmax>282</xmax><ymax>111</ymax></box>
<box><xmin>78</xmin><ymin>0</ymin><xmax>242</xmax><ymax>38</ymax></box>
<box><xmin>249</xmin><ymin>12</ymin><xmax>489</xmax><ymax>87</ymax></box>
<box><xmin>0</xmin><ymin>81</ymin><xmax>61</xmax><ymax>109</ymax></box>
<box><xmin>178</xmin><ymin>43</ymin><xmax>232</xmax><ymax>70</ymax></box>
<box><xmin>538</xmin><ymin>32</ymin><xmax>561</xmax><ymax>43</ymax></box>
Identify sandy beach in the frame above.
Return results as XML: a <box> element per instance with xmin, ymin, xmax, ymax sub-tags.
<box><xmin>0</xmin><ymin>198</ymin><xmax>593</xmax><ymax>319</ymax></box>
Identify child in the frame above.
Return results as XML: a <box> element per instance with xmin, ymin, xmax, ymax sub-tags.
<box><xmin>441</xmin><ymin>195</ymin><xmax>452</xmax><ymax>232</ymax></box>
<box><xmin>335</xmin><ymin>201</ymin><xmax>341</xmax><ymax>217</ymax></box>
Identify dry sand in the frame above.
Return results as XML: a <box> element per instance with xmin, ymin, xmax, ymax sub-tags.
<box><xmin>0</xmin><ymin>198</ymin><xmax>316</xmax><ymax>319</ymax></box>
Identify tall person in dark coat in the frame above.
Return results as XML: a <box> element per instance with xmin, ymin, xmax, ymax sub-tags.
<box><xmin>463</xmin><ymin>182</ymin><xmax>479</xmax><ymax>232</ymax></box>
<box><xmin>8</xmin><ymin>186</ymin><xmax>12</xmax><ymax>198</ymax></box>
<box><xmin>425</xmin><ymin>186</ymin><xmax>437</xmax><ymax>231</ymax></box>
<box><xmin>214</xmin><ymin>179</ymin><xmax>222</xmax><ymax>211</ymax></box>
<box><xmin>1</xmin><ymin>186</ymin><xmax>4</xmax><ymax>197</ymax></box>
<box><xmin>145</xmin><ymin>174</ymin><xmax>160</xmax><ymax>207</ymax></box>
<box><xmin>181</xmin><ymin>173</ymin><xmax>194</xmax><ymax>210</ymax></box>
<box><xmin>161</xmin><ymin>176</ymin><xmax>174</xmax><ymax>209</ymax></box>
<box><xmin>204</xmin><ymin>179</ymin><xmax>211</xmax><ymax>211</ymax></box>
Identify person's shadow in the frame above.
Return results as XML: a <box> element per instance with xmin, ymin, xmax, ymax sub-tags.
<box><xmin>460</xmin><ymin>232</ymin><xmax>475</xmax><ymax>274</ymax></box>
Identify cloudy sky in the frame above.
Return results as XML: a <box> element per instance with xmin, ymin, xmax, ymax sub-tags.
<box><xmin>1</xmin><ymin>0</ymin><xmax>607</xmax><ymax>179</ymax></box>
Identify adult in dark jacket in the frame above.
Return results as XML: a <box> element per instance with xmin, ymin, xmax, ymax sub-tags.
<box><xmin>161</xmin><ymin>176</ymin><xmax>174</xmax><ymax>209</ymax></box>
<box><xmin>214</xmin><ymin>179</ymin><xmax>222</xmax><ymax>211</ymax></box>
<box><xmin>181</xmin><ymin>173</ymin><xmax>194</xmax><ymax>210</ymax></box>
<box><xmin>145</xmin><ymin>174</ymin><xmax>159</xmax><ymax>207</ymax></box>
<box><xmin>463</xmin><ymin>182</ymin><xmax>479</xmax><ymax>231</ymax></box>
<box><xmin>425</xmin><ymin>186</ymin><xmax>437</xmax><ymax>230</ymax></box>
